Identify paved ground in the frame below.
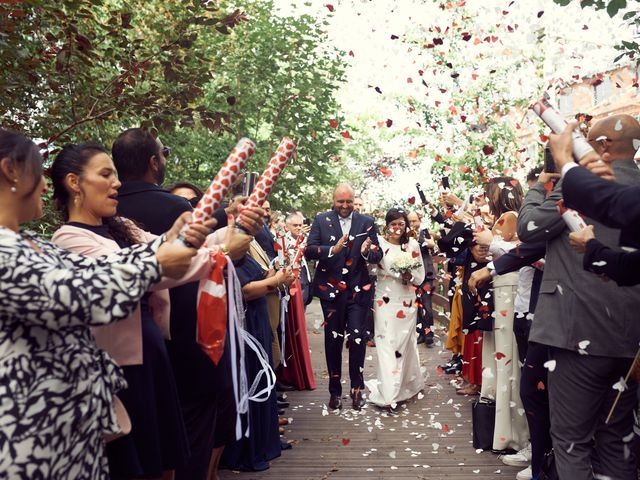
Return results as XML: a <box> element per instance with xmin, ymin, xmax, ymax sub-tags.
<box><xmin>220</xmin><ymin>301</ymin><xmax>522</xmax><ymax>480</ymax></box>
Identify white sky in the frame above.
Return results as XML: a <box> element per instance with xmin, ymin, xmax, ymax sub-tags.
<box><xmin>273</xmin><ymin>0</ymin><xmax>636</xmax><ymax>205</ymax></box>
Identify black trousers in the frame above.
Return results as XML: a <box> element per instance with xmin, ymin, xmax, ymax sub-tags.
<box><xmin>416</xmin><ymin>281</ymin><xmax>434</xmax><ymax>330</ymax></box>
<box><xmin>520</xmin><ymin>341</ymin><xmax>552</xmax><ymax>476</ymax></box>
<box><xmin>548</xmin><ymin>347</ymin><xmax>637</xmax><ymax>480</ymax></box>
<box><xmin>320</xmin><ymin>293</ymin><xmax>368</xmax><ymax>396</ymax></box>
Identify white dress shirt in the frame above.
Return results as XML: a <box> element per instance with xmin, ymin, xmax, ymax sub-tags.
<box><xmin>339</xmin><ymin>213</ymin><xmax>353</xmax><ymax>236</ymax></box>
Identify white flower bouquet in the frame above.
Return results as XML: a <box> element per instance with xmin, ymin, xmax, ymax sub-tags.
<box><xmin>389</xmin><ymin>251</ymin><xmax>421</xmax><ymax>284</ymax></box>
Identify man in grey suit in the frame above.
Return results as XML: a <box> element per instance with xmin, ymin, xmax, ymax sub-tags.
<box><xmin>517</xmin><ymin>114</ymin><xmax>640</xmax><ymax>480</ymax></box>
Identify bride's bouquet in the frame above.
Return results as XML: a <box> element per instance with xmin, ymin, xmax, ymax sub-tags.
<box><xmin>389</xmin><ymin>251</ymin><xmax>421</xmax><ymax>284</ymax></box>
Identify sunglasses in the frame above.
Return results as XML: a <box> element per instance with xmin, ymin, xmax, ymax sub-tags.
<box><xmin>161</xmin><ymin>146</ymin><xmax>171</xmax><ymax>158</ymax></box>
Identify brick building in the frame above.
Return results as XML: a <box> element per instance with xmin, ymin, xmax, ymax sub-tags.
<box><xmin>556</xmin><ymin>63</ymin><xmax>640</xmax><ymax>120</ymax></box>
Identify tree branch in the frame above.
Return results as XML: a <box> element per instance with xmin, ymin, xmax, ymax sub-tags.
<box><xmin>47</xmin><ymin>107</ymin><xmax>117</xmax><ymax>145</ymax></box>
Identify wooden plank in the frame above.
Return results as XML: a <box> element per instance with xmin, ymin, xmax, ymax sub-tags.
<box><xmin>220</xmin><ymin>301</ymin><xmax>523</xmax><ymax>480</ymax></box>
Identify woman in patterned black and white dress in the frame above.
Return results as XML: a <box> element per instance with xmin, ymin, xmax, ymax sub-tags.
<box><xmin>0</xmin><ymin>129</ymin><xmax>207</xmax><ymax>479</ymax></box>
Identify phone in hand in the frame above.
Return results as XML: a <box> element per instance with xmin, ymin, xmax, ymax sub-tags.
<box><xmin>441</xmin><ymin>176</ymin><xmax>451</xmax><ymax>190</ymax></box>
<box><xmin>543</xmin><ymin>146</ymin><xmax>556</xmax><ymax>174</ymax></box>
<box><xmin>242</xmin><ymin>171</ymin><xmax>259</xmax><ymax>197</ymax></box>
<box><xmin>415</xmin><ymin>183</ymin><xmax>429</xmax><ymax>205</ymax></box>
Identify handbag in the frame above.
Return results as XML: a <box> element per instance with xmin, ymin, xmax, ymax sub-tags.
<box><xmin>471</xmin><ymin>397</ymin><xmax>496</xmax><ymax>450</ymax></box>
<box><xmin>104</xmin><ymin>394</ymin><xmax>132</xmax><ymax>443</ymax></box>
<box><xmin>537</xmin><ymin>449</ymin><xmax>559</xmax><ymax>480</ymax></box>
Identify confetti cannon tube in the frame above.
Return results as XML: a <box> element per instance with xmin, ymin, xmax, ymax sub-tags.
<box><xmin>531</xmin><ymin>97</ymin><xmax>595</xmax><ymax>161</ymax></box>
<box><xmin>238</xmin><ymin>137</ymin><xmax>296</xmax><ymax>230</ymax></box>
<box><xmin>556</xmin><ymin>199</ymin><xmax>587</xmax><ymax>232</ymax></box>
<box><xmin>175</xmin><ymin>138</ymin><xmax>256</xmax><ymax>246</ymax></box>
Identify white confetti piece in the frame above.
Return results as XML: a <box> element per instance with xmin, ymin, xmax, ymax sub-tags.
<box><xmin>526</xmin><ymin>220</ymin><xmax>537</xmax><ymax>231</ymax></box>
<box><xmin>389</xmin><ymin>450</ymin><xmax>396</xmax><ymax>458</ymax></box>
<box><xmin>544</xmin><ymin>360</ymin><xmax>557</xmax><ymax>371</ymax></box>
<box><xmin>615</xmin><ymin>119</ymin><xmax>623</xmax><ymax>131</ymax></box>
<box><xmin>613</xmin><ymin>377</ymin><xmax>627</xmax><ymax>392</ymax></box>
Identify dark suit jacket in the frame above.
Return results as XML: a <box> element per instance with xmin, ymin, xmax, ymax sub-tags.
<box><xmin>563</xmin><ymin>166</ymin><xmax>640</xmax><ymax>249</ymax></box>
<box><xmin>255</xmin><ymin>224</ymin><xmax>277</xmax><ymax>260</ymax></box>
<box><xmin>305</xmin><ymin>210</ymin><xmax>382</xmax><ymax>306</ymax></box>
<box><xmin>517</xmin><ymin>159</ymin><xmax>640</xmax><ymax>358</ymax></box>
<box><xmin>583</xmin><ymin>240</ymin><xmax>640</xmax><ymax>286</ymax></box>
<box><xmin>417</xmin><ymin>229</ymin><xmax>436</xmax><ymax>282</ymax></box>
<box><xmin>117</xmin><ymin>180</ymin><xmax>228</xmax><ymax>234</ymax></box>
<box><xmin>563</xmin><ymin>165</ymin><xmax>640</xmax><ymax>286</ymax></box>
<box><xmin>493</xmin><ymin>242</ymin><xmax>546</xmax><ymax>313</ymax></box>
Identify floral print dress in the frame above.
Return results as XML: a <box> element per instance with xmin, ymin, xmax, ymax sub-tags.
<box><xmin>0</xmin><ymin>227</ymin><xmax>162</xmax><ymax>479</ymax></box>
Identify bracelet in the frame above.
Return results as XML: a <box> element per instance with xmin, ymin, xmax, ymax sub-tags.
<box><xmin>220</xmin><ymin>243</ymin><xmax>230</xmax><ymax>255</ymax></box>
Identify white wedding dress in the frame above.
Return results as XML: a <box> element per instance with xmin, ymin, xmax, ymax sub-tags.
<box><xmin>366</xmin><ymin>237</ymin><xmax>426</xmax><ymax>407</ymax></box>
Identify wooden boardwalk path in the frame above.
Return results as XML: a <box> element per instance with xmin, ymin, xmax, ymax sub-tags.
<box><xmin>220</xmin><ymin>301</ymin><xmax>521</xmax><ymax>480</ymax></box>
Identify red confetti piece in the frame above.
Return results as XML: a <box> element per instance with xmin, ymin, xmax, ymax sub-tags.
<box><xmin>340</xmin><ymin>130</ymin><xmax>351</xmax><ymax>139</ymax></box>
<box><xmin>328</xmin><ymin>119</ymin><xmax>338</xmax><ymax>129</ymax></box>
<box><xmin>379</xmin><ymin>166</ymin><xmax>392</xmax><ymax>177</ymax></box>
<box><xmin>341</xmin><ymin>438</ymin><xmax>350</xmax><ymax>446</ymax></box>
<box><xmin>482</xmin><ymin>145</ymin><xmax>494</xmax><ymax>155</ymax></box>
<box><xmin>537</xmin><ymin>381</ymin><xmax>545</xmax><ymax>390</ymax></box>
<box><xmin>326</xmin><ymin>4</ymin><xmax>334</xmax><ymax>12</ymax></box>
<box><xmin>495</xmin><ymin>352</ymin><xmax>506</xmax><ymax>360</ymax></box>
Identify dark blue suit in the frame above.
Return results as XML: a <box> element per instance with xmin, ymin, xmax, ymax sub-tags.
<box><xmin>305</xmin><ymin>210</ymin><xmax>382</xmax><ymax>395</ymax></box>
<box><xmin>563</xmin><ymin>166</ymin><xmax>640</xmax><ymax>285</ymax></box>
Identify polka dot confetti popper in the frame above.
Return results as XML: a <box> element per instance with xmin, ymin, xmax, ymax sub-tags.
<box><xmin>174</xmin><ymin>137</ymin><xmax>256</xmax><ymax>246</ymax></box>
<box><xmin>238</xmin><ymin>137</ymin><xmax>296</xmax><ymax>231</ymax></box>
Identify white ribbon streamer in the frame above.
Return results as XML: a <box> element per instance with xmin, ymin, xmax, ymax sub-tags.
<box><xmin>226</xmin><ymin>257</ymin><xmax>277</xmax><ymax>439</ymax></box>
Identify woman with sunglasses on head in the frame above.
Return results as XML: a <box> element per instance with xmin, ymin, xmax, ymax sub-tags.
<box><xmin>48</xmin><ymin>142</ymin><xmax>252</xmax><ymax>480</ymax></box>
<box><xmin>0</xmin><ymin>129</ymin><xmax>205</xmax><ymax>479</ymax></box>
<box><xmin>477</xmin><ymin>176</ymin><xmax>529</xmax><ymax>454</ymax></box>
<box><xmin>365</xmin><ymin>208</ymin><xmax>425</xmax><ymax>409</ymax></box>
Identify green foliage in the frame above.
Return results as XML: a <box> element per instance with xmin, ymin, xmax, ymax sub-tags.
<box><xmin>0</xmin><ymin>0</ymin><xmax>348</xmax><ymax>233</ymax></box>
<box><xmin>162</xmin><ymin>0</ymin><xmax>348</xmax><ymax>216</ymax></box>
<box><xmin>0</xmin><ymin>0</ymin><xmax>246</xmax><ymax>145</ymax></box>
<box><xmin>552</xmin><ymin>0</ymin><xmax>640</xmax><ymax>63</ymax></box>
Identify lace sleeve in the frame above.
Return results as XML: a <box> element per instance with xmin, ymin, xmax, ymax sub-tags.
<box><xmin>0</xmin><ymin>238</ymin><xmax>162</xmax><ymax>328</ymax></box>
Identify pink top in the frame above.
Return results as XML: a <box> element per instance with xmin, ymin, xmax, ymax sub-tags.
<box><xmin>52</xmin><ymin>224</ymin><xmax>217</xmax><ymax>366</ymax></box>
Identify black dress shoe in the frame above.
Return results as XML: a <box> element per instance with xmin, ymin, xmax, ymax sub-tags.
<box><xmin>276</xmin><ymin>381</ymin><xmax>295</xmax><ymax>392</ymax></box>
<box><xmin>328</xmin><ymin>395</ymin><xmax>342</xmax><ymax>410</ymax></box>
<box><xmin>277</xmin><ymin>400</ymin><xmax>290</xmax><ymax>409</ymax></box>
<box><xmin>351</xmin><ymin>389</ymin><xmax>365</xmax><ymax>411</ymax></box>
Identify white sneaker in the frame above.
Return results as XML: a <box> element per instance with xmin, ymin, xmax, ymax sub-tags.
<box><xmin>516</xmin><ymin>466</ymin><xmax>532</xmax><ymax>480</ymax></box>
<box><xmin>502</xmin><ymin>444</ymin><xmax>532</xmax><ymax>467</ymax></box>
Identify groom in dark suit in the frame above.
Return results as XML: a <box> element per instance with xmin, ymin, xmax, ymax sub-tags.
<box><xmin>306</xmin><ymin>184</ymin><xmax>383</xmax><ymax>410</ymax></box>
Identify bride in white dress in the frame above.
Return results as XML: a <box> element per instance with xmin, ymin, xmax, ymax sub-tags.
<box><xmin>366</xmin><ymin>208</ymin><xmax>426</xmax><ymax>407</ymax></box>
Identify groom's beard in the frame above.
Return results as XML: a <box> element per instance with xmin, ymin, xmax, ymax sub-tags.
<box><xmin>333</xmin><ymin>206</ymin><xmax>353</xmax><ymax>218</ymax></box>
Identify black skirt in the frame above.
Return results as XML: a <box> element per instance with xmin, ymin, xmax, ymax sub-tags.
<box><xmin>107</xmin><ymin>308</ymin><xmax>190</xmax><ymax>479</ymax></box>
